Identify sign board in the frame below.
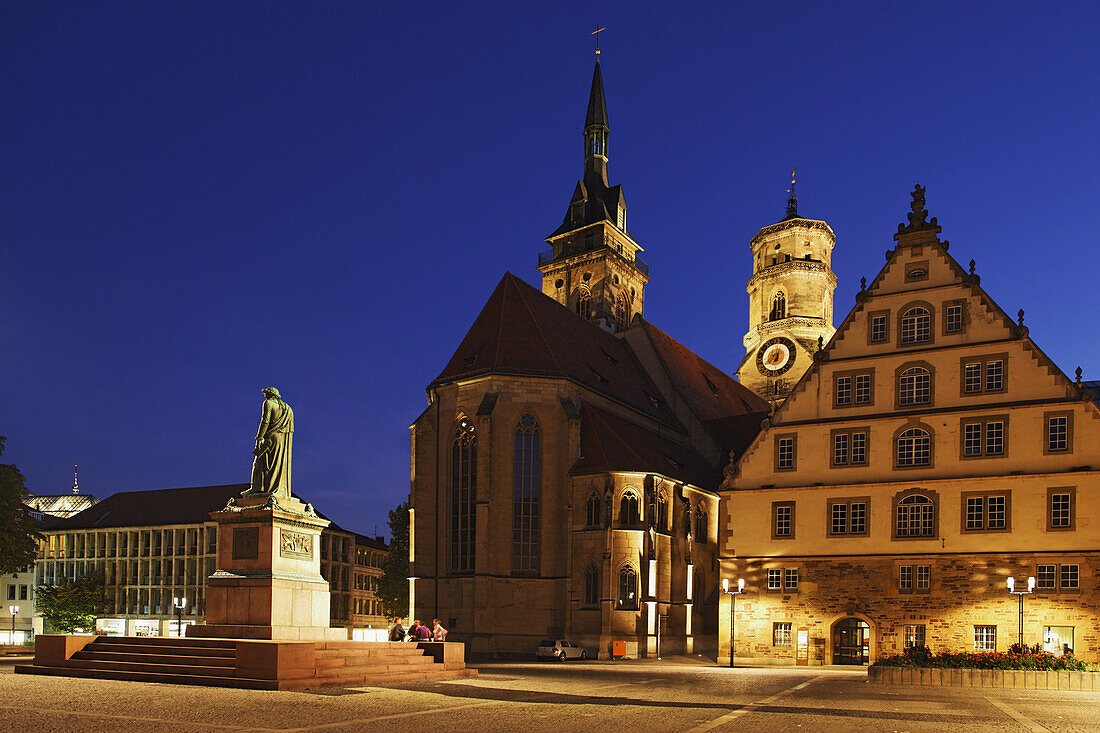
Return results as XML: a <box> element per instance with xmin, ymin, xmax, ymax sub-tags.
<box><xmin>796</xmin><ymin>627</ymin><xmax>810</xmax><ymax>666</ymax></box>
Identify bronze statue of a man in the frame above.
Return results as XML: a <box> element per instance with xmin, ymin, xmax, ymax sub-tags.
<box><xmin>244</xmin><ymin>387</ymin><xmax>294</xmax><ymax>497</ymax></box>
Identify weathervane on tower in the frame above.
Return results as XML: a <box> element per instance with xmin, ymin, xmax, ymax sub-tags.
<box><xmin>785</xmin><ymin>167</ymin><xmax>798</xmax><ymax>219</ymax></box>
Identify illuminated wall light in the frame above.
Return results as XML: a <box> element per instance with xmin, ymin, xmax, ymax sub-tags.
<box><xmin>648</xmin><ymin>558</ymin><xmax>657</xmax><ymax>598</ymax></box>
<box><xmin>646</xmin><ymin>600</ymin><xmax>656</xmax><ymax>635</ymax></box>
<box><xmin>686</xmin><ymin>563</ymin><xmax>694</xmax><ymax>601</ymax></box>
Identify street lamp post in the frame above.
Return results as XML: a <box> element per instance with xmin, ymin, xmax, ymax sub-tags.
<box><xmin>173</xmin><ymin>596</ymin><xmax>187</xmax><ymax>637</ymax></box>
<box><xmin>1007</xmin><ymin>576</ymin><xmax>1035</xmax><ymax>651</ymax></box>
<box><xmin>722</xmin><ymin>578</ymin><xmax>744</xmax><ymax>668</ymax></box>
<box><xmin>8</xmin><ymin>606</ymin><xmax>17</xmax><ymax>645</ymax></box>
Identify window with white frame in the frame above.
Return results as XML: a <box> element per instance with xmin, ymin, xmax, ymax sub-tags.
<box><xmin>1036</xmin><ymin>563</ymin><xmax>1056</xmax><ymax>590</ymax></box>
<box><xmin>829</xmin><ymin>499</ymin><xmax>868</xmax><ymax>536</ymax></box>
<box><xmin>900</xmin><ymin>306</ymin><xmax>931</xmax><ymax>344</ymax></box>
<box><xmin>898</xmin><ymin>366</ymin><xmax>931</xmax><ymax>406</ymax></box>
<box><xmin>870</xmin><ymin>313</ymin><xmax>888</xmax><ymax>343</ymax></box>
<box><xmin>944</xmin><ymin>303</ymin><xmax>964</xmax><ymax>333</ymax></box>
<box><xmin>1060</xmin><ymin>564</ymin><xmax>1079</xmax><ymax>589</ymax></box>
<box><xmin>962</xmin><ymin>418</ymin><xmax>1005</xmax><ymax>458</ymax></box>
<box><xmin>896</xmin><ymin>428</ymin><xmax>932</xmax><ymax>468</ymax></box>
<box><xmin>773</xmin><ymin>502</ymin><xmax>794</xmax><ymax>538</ymax></box>
<box><xmin>896</xmin><ymin>494</ymin><xmax>935</xmax><ymax>537</ymax></box>
<box><xmin>767</xmin><ymin>569</ymin><xmax>782</xmax><ymax>591</ymax></box>
<box><xmin>904</xmin><ymin>625</ymin><xmax>926</xmax><ymax>648</ymax></box>
<box><xmin>899</xmin><ymin>565</ymin><xmax>913</xmax><ymax>591</ymax></box>
<box><xmin>1046</xmin><ymin>414</ymin><xmax>1070</xmax><ymax>453</ymax></box>
<box><xmin>784</xmin><ymin>568</ymin><xmax>799</xmax><ymax>591</ymax></box>
<box><xmin>974</xmin><ymin>625</ymin><xmax>997</xmax><ymax>651</ymax></box>
<box><xmin>773</xmin><ymin>622</ymin><xmax>792</xmax><ymax>647</ymax></box>
<box><xmin>915</xmin><ymin>565</ymin><xmax>931</xmax><ymax>590</ymax></box>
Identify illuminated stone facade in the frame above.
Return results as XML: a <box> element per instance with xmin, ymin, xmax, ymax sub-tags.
<box><xmin>719</xmin><ymin>188</ymin><xmax>1100</xmax><ymax>665</ymax></box>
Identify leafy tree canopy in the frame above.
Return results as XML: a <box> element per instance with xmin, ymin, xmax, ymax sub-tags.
<box><xmin>36</xmin><ymin>573</ymin><xmax>106</xmax><ymax>634</ymax></box>
<box><xmin>0</xmin><ymin>436</ymin><xmax>41</xmax><ymax>575</ymax></box>
<box><xmin>377</xmin><ymin>498</ymin><xmax>409</xmax><ymax>621</ymax></box>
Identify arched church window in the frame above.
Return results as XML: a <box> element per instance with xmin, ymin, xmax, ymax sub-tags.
<box><xmin>575</xmin><ymin>287</ymin><xmax>592</xmax><ymax>318</ymax></box>
<box><xmin>618</xmin><ymin>566</ymin><xmax>638</xmax><ymax>609</ymax></box>
<box><xmin>620</xmin><ymin>492</ymin><xmax>640</xmax><ymax>527</ymax></box>
<box><xmin>584</xmin><ymin>564</ymin><xmax>600</xmax><ymax>606</ymax></box>
<box><xmin>585</xmin><ymin>493</ymin><xmax>601</xmax><ymax>527</ymax></box>
<box><xmin>512</xmin><ymin>414</ymin><xmax>540</xmax><ymax>574</ymax></box>
<box><xmin>657</xmin><ymin>494</ymin><xmax>669</xmax><ymax>530</ymax></box>
<box><xmin>770</xmin><ymin>291</ymin><xmax>787</xmax><ymax>321</ymax></box>
<box><xmin>450</xmin><ymin>417</ymin><xmax>477</xmax><ymax>573</ymax></box>
<box><xmin>614</xmin><ymin>293</ymin><xmax>628</xmax><ymax>331</ymax></box>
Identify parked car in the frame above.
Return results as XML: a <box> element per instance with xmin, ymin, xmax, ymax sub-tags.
<box><xmin>536</xmin><ymin>639</ymin><xmax>587</xmax><ymax>662</ymax></box>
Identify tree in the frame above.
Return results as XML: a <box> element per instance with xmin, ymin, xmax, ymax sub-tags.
<box><xmin>0</xmin><ymin>436</ymin><xmax>40</xmax><ymax>575</ymax></box>
<box><xmin>36</xmin><ymin>573</ymin><xmax>106</xmax><ymax>633</ymax></box>
<box><xmin>377</xmin><ymin>498</ymin><xmax>409</xmax><ymax>621</ymax></box>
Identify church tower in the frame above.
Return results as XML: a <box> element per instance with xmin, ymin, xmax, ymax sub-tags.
<box><xmin>538</xmin><ymin>55</ymin><xmax>649</xmax><ymax>332</ymax></box>
<box><xmin>737</xmin><ymin>174</ymin><xmax>837</xmax><ymax>403</ymax></box>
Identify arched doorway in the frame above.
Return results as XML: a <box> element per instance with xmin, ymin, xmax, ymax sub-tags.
<box><xmin>832</xmin><ymin>618</ymin><xmax>870</xmax><ymax>665</ymax></box>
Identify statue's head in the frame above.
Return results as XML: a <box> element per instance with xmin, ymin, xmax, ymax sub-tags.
<box><xmin>262</xmin><ymin>387</ymin><xmax>282</xmax><ymax>400</ymax></box>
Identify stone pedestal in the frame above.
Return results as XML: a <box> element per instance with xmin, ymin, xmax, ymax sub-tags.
<box><xmin>187</xmin><ymin>494</ymin><xmax>344</xmax><ymax>641</ymax></box>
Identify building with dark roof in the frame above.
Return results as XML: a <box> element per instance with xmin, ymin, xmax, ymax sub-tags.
<box><xmin>410</xmin><ymin>56</ymin><xmax>772</xmax><ymax>659</ymax></box>
<box><xmin>33</xmin><ymin>483</ymin><xmax>389</xmax><ymax>638</ymax></box>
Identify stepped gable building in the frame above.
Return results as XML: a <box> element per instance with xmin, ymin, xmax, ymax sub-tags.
<box><xmin>36</xmin><ymin>483</ymin><xmax>389</xmax><ymax>639</ymax></box>
<box><xmin>718</xmin><ymin>186</ymin><xmax>1100</xmax><ymax>665</ymax></box>
<box><xmin>410</xmin><ymin>58</ymin><xmax>770</xmax><ymax>659</ymax></box>
<box><xmin>736</xmin><ymin>180</ymin><xmax>837</xmax><ymax>405</ymax></box>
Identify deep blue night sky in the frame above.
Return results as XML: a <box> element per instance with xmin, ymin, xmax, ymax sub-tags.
<box><xmin>3</xmin><ymin>2</ymin><xmax>1097</xmax><ymax>539</ymax></box>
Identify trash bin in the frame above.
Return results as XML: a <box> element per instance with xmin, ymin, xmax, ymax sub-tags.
<box><xmin>611</xmin><ymin>640</ymin><xmax>625</xmax><ymax>659</ymax></box>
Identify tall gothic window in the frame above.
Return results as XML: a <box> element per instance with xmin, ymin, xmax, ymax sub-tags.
<box><xmin>585</xmin><ymin>493</ymin><xmax>601</xmax><ymax>527</ymax></box>
<box><xmin>575</xmin><ymin>287</ymin><xmax>592</xmax><ymax>318</ymax></box>
<box><xmin>770</xmin><ymin>291</ymin><xmax>786</xmax><ymax>321</ymax></box>
<box><xmin>584</xmin><ymin>564</ymin><xmax>600</xmax><ymax>606</ymax></box>
<box><xmin>620</xmin><ymin>492</ymin><xmax>640</xmax><ymax>527</ymax></box>
<box><xmin>512</xmin><ymin>414</ymin><xmax>541</xmax><ymax>574</ymax></box>
<box><xmin>450</xmin><ymin>417</ymin><xmax>477</xmax><ymax>573</ymax></box>
<box><xmin>618</xmin><ymin>566</ymin><xmax>638</xmax><ymax>609</ymax></box>
<box><xmin>614</xmin><ymin>293</ymin><xmax>628</xmax><ymax>331</ymax></box>
<box><xmin>657</xmin><ymin>494</ymin><xmax>669</xmax><ymax>530</ymax></box>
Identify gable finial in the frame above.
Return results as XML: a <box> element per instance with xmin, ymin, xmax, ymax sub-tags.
<box><xmin>784</xmin><ymin>167</ymin><xmax>798</xmax><ymax>219</ymax></box>
<box><xmin>860</xmin><ymin>276</ymin><xmax>867</xmax><ymax>292</ymax></box>
<box><xmin>969</xmin><ymin>259</ymin><xmax>976</xmax><ymax>275</ymax></box>
<box><xmin>592</xmin><ymin>25</ymin><xmax>605</xmax><ymax>56</ymax></box>
<box><xmin>1017</xmin><ymin>309</ymin><xmax>1025</xmax><ymax>326</ymax></box>
<box><xmin>1076</xmin><ymin>366</ymin><xmax>1083</xmax><ymax>386</ymax></box>
<box><xmin>897</xmin><ymin>183</ymin><xmax>940</xmax><ymax>234</ymax></box>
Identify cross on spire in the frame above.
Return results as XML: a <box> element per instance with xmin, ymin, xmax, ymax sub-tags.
<box><xmin>592</xmin><ymin>25</ymin><xmax>606</xmax><ymax>56</ymax></box>
<box><xmin>72</xmin><ymin>464</ymin><xmax>79</xmax><ymax>495</ymax></box>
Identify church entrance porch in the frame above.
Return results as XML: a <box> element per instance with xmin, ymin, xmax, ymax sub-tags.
<box><xmin>832</xmin><ymin>618</ymin><xmax>870</xmax><ymax>665</ymax></box>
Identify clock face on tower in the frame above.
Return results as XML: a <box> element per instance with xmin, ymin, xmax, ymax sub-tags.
<box><xmin>756</xmin><ymin>336</ymin><xmax>796</xmax><ymax>376</ymax></box>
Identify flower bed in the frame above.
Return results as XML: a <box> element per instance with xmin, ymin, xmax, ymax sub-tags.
<box><xmin>872</xmin><ymin>644</ymin><xmax>1093</xmax><ymax>671</ymax></box>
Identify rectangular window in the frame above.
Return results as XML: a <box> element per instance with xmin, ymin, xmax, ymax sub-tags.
<box><xmin>854</xmin><ymin>374</ymin><xmax>872</xmax><ymax>404</ymax></box>
<box><xmin>904</xmin><ymin>624</ymin><xmax>926</xmax><ymax>649</ymax></box>
<box><xmin>899</xmin><ymin>565</ymin><xmax>913</xmax><ymax>592</ymax></box>
<box><xmin>945</xmin><ymin>303</ymin><xmax>964</xmax><ymax>334</ymax></box>
<box><xmin>960</xmin><ymin>417</ymin><xmax>1008</xmax><ymax>459</ymax></box>
<box><xmin>784</xmin><ymin>568</ymin><xmax>799</xmax><ymax>591</ymax></box>
<box><xmin>773</xmin><ymin>622</ymin><xmax>792</xmax><ymax>647</ymax></box>
<box><xmin>18</xmin><ymin>585</ymin><xmax>27</xmax><ymax>601</ymax></box>
<box><xmin>960</xmin><ymin>355</ymin><xmax>1007</xmax><ymax>395</ymax></box>
<box><xmin>5</xmin><ymin>585</ymin><xmax>13</xmax><ymax>601</ymax></box>
<box><xmin>961</xmin><ymin>492</ymin><xmax>1010</xmax><ymax>532</ymax></box>
<box><xmin>833</xmin><ymin>432</ymin><xmax>849</xmax><ymax>466</ymax></box>
<box><xmin>835</xmin><ymin>376</ymin><xmax>852</xmax><ymax>405</ymax></box>
<box><xmin>870</xmin><ymin>313</ymin><xmax>889</xmax><ymax>343</ymax></box>
<box><xmin>916</xmin><ymin>565</ymin><xmax>931</xmax><ymax>591</ymax></box>
<box><xmin>1046</xmin><ymin>413</ymin><xmax>1071</xmax><ymax>453</ymax></box>
<box><xmin>974</xmin><ymin>625</ymin><xmax>997</xmax><ymax>651</ymax></box>
<box><xmin>776</xmin><ymin>435</ymin><xmax>796</xmax><ymax>471</ymax></box>
<box><xmin>772</xmin><ymin>502</ymin><xmax>794</xmax><ymax>538</ymax></box>
<box><xmin>767</xmin><ymin>569</ymin><xmax>782</xmax><ymax>591</ymax></box>
<box><xmin>1048</xmin><ymin>489</ymin><xmax>1075</xmax><ymax>530</ymax></box>
<box><xmin>1036</xmin><ymin>564</ymin><xmax>1056</xmax><ymax>590</ymax></box>
<box><xmin>1060</xmin><ymin>564</ymin><xmax>1079</xmax><ymax>590</ymax></box>
<box><xmin>831</xmin><ymin>429</ymin><xmax>869</xmax><ymax>467</ymax></box>
<box><xmin>828</xmin><ymin>499</ymin><xmax>868</xmax><ymax>536</ymax></box>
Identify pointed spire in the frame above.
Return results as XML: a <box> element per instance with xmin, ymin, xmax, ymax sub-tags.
<box><xmin>72</xmin><ymin>464</ymin><xmax>79</xmax><ymax>495</ymax></box>
<box><xmin>585</xmin><ymin>58</ymin><xmax>609</xmax><ymax>131</ymax></box>
<box><xmin>784</xmin><ymin>167</ymin><xmax>799</xmax><ymax>220</ymax></box>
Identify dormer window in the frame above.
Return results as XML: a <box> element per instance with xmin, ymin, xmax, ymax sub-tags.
<box><xmin>571</xmin><ymin>202</ymin><xmax>585</xmax><ymax>225</ymax></box>
<box><xmin>617</xmin><ymin>206</ymin><xmax>626</xmax><ymax>230</ymax></box>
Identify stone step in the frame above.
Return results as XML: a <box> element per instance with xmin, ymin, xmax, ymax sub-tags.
<box><xmin>94</xmin><ymin>636</ymin><xmax>236</xmax><ymax>649</ymax></box>
<box><xmin>315</xmin><ymin>662</ymin><xmax>442</xmax><ymax>677</ymax></box>
<box><xmin>302</xmin><ymin>668</ymin><xmax>477</xmax><ymax>688</ymax></box>
<box><xmin>74</xmin><ymin>650</ymin><xmax>237</xmax><ymax>667</ymax></box>
<box><xmin>81</xmin><ymin>643</ymin><xmax>236</xmax><ymax>658</ymax></box>
<box><xmin>315</xmin><ymin>654</ymin><xmax>435</xmax><ymax>666</ymax></box>
<box><xmin>13</xmin><ymin>664</ymin><xmax>278</xmax><ymax>690</ymax></box>
<box><xmin>64</xmin><ymin>659</ymin><xmax>240</xmax><ymax>677</ymax></box>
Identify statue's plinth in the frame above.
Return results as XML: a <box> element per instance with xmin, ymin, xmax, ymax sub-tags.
<box><xmin>187</xmin><ymin>494</ymin><xmax>344</xmax><ymax>641</ymax></box>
